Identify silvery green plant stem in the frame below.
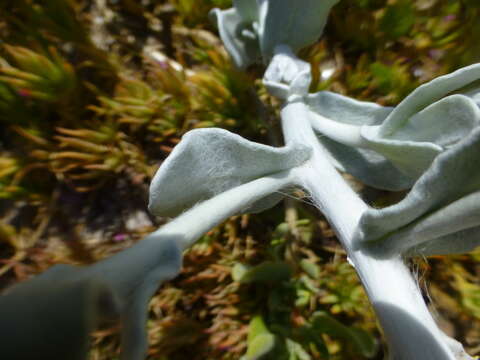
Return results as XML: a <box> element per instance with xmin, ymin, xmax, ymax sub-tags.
<box><xmin>62</xmin><ymin>171</ymin><xmax>294</xmax><ymax>360</ymax></box>
<box><xmin>281</xmin><ymin>100</ymin><xmax>461</xmax><ymax>360</ymax></box>
<box><xmin>154</xmin><ymin>169</ymin><xmax>295</xmax><ymax>251</ymax></box>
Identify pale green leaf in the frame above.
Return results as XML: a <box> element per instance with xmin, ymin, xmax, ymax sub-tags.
<box><xmin>357</xmin><ymin>127</ymin><xmax>480</xmax><ymax>257</ymax></box>
<box><xmin>149</xmin><ymin>128</ymin><xmax>311</xmax><ymax>218</ymax></box>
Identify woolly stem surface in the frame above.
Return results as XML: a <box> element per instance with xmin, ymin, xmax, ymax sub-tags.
<box><xmin>104</xmin><ymin>170</ymin><xmax>297</xmax><ymax>294</ymax></box>
<box><xmin>281</xmin><ymin>100</ymin><xmax>462</xmax><ymax>360</ymax></box>
<box><xmin>156</xmin><ymin>170</ymin><xmax>296</xmax><ymax>251</ymax></box>
<box><xmin>308</xmin><ymin>110</ymin><xmax>368</xmax><ymax>149</ymax></box>
<box><xmin>84</xmin><ymin>171</ymin><xmax>296</xmax><ymax>359</ymax></box>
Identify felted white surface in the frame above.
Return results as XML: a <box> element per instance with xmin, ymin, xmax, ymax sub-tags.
<box><xmin>306</xmin><ymin>66</ymin><xmax>480</xmax><ymax>181</ymax></box>
<box><xmin>263</xmin><ymin>45</ymin><xmax>311</xmax><ymax>100</ymax></box>
<box><xmin>410</xmin><ymin>226</ymin><xmax>480</xmax><ymax>256</ymax></box>
<box><xmin>361</xmin><ymin>125</ymin><xmax>442</xmax><ymax>179</ymax></box>
<box><xmin>378</xmin><ymin>63</ymin><xmax>480</xmax><ymax>136</ymax></box>
<box><xmin>362</xmin><ymin>94</ymin><xmax>480</xmax><ymax>178</ymax></box>
<box><xmin>149</xmin><ymin>128</ymin><xmax>311</xmax><ymax>218</ymax></box>
<box><xmin>305</xmin><ymin>91</ymin><xmax>414</xmax><ymax>190</ymax></box>
<box><xmin>383</xmin><ymin>95</ymin><xmax>479</xmax><ymax>145</ymax></box>
<box><xmin>257</xmin><ymin>0</ymin><xmax>339</xmax><ymax>60</ymax></box>
<box><xmin>209</xmin><ymin>7</ymin><xmax>260</xmax><ymax>69</ymax></box>
<box><xmin>370</xmin><ymin>191</ymin><xmax>480</xmax><ymax>257</ymax></box>
<box><xmin>305</xmin><ymin>90</ymin><xmax>394</xmax><ymax>126</ymax></box>
<box><xmin>318</xmin><ymin>136</ymin><xmax>415</xmax><ymax>191</ymax></box>
<box><xmin>264</xmin><ymin>51</ymin><xmax>411</xmax><ymax>190</ymax></box>
<box><xmin>462</xmin><ymin>84</ymin><xmax>480</xmax><ymax>106</ymax></box>
<box><xmin>210</xmin><ymin>0</ymin><xmax>338</xmax><ymax>67</ymax></box>
<box><xmin>356</xmin><ymin>127</ymin><xmax>480</xmax><ymax>257</ymax></box>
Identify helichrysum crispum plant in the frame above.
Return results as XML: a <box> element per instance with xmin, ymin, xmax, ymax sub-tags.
<box><xmin>2</xmin><ymin>1</ymin><xmax>480</xmax><ymax>359</ymax></box>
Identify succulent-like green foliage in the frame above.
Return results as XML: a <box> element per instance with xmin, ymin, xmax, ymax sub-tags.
<box><xmin>0</xmin><ymin>45</ymin><xmax>76</xmax><ymax>103</ymax></box>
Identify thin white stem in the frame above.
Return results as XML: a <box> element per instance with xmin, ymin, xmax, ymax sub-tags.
<box><xmin>81</xmin><ymin>170</ymin><xmax>297</xmax><ymax>360</ymax></box>
<box><xmin>309</xmin><ymin>110</ymin><xmax>368</xmax><ymax>149</ymax></box>
<box><xmin>86</xmin><ymin>170</ymin><xmax>296</xmax><ymax>301</ymax></box>
<box><xmin>156</xmin><ymin>170</ymin><xmax>296</xmax><ymax>251</ymax></box>
<box><xmin>281</xmin><ymin>100</ymin><xmax>459</xmax><ymax>360</ymax></box>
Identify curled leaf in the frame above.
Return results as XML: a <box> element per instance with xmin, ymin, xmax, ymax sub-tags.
<box><xmin>305</xmin><ymin>91</ymin><xmax>413</xmax><ymax>190</ymax></box>
<box><xmin>256</xmin><ymin>0</ymin><xmax>339</xmax><ymax>61</ymax></box>
<box><xmin>209</xmin><ymin>7</ymin><xmax>261</xmax><ymax>70</ymax></box>
<box><xmin>149</xmin><ymin>128</ymin><xmax>311</xmax><ymax>218</ymax></box>
<box><xmin>377</xmin><ymin>63</ymin><xmax>480</xmax><ymax>136</ymax></box>
<box><xmin>356</xmin><ymin>127</ymin><xmax>480</xmax><ymax>257</ymax></box>
<box><xmin>263</xmin><ymin>45</ymin><xmax>312</xmax><ymax>100</ymax></box>
<box><xmin>210</xmin><ymin>0</ymin><xmax>338</xmax><ymax>68</ymax></box>
<box><xmin>362</xmin><ymin>94</ymin><xmax>480</xmax><ymax>178</ymax></box>
<box><xmin>307</xmin><ymin>64</ymin><xmax>480</xmax><ymax>183</ymax></box>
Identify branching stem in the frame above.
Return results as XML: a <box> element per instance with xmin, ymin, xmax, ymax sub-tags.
<box><xmin>281</xmin><ymin>100</ymin><xmax>461</xmax><ymax>360</ymax></box>
<box><xmin>157</xmin><ymin>170</ymin><xmax>296</xmax><ymax>251</ymax></box>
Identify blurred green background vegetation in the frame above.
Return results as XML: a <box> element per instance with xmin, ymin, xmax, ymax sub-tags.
<box><xmin>1</xmin><ymin>0</ymin><xmax>480</xmax><ymax>359</ymax></box>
